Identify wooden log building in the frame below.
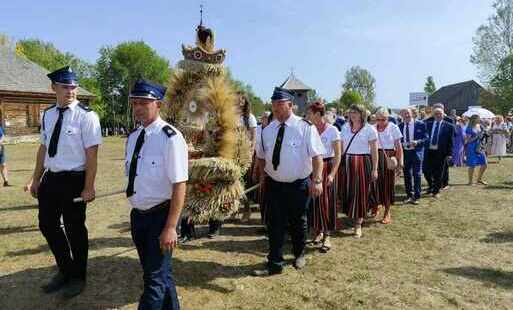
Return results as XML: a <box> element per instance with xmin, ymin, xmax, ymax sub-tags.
<box><xmin>428</xmin><ymin>80</ymin><xmax>492</xmax><ymax>115</ymax></box>
<box><xmin>0</xmin><ymin>46</ymin><xmax>95</xmax><ymax>136</ymax></box>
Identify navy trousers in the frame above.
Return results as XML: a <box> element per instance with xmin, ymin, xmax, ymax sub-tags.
<box><xmin>265</xmin><ymin>177</ymin><xmax>309</xmax><ymax>273</ymax></box>
<box><xmin>131</xmin><ymin>206</ymin><xmax>180</xmax><ymax>310</ymax></box>
<box><xmin>403</xmin><ymin>150</ymin><xmax>422</xmax><ymax>200</ymax></box>
<box><xmin>38</xmin><ymin>171</ymin><xmax>88</xmax><ymax>280</ymax></box>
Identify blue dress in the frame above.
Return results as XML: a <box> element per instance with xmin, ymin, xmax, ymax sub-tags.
<box><xmin>465</xmin><ymin>126</ymin><xmax>487</xmax><ymax>167</ymax></box>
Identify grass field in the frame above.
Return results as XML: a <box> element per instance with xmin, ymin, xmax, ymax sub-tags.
<box><xmin>1</xmin><ymin>137</ymin><xmax>513</xmax><ymax>310</ymax></box>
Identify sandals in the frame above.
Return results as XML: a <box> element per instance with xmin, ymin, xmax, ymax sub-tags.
<box><xmin>312</xmin><ymin>233</ymin><xmax>324</xmax><ymax>245</ymax></box>
<box><xmin>381</xmin><ymin>216</ymin><xmax>391</xmax><ymax>224</ymax></box>
<box><xmin>320</xmin><ymin>235</ymin><xmax>332</xmax><ymax>253</ymax></box>
<box><xmin>477</xmin><ymin>180</ymin><xmax>488</xmax><ymax>185</ymax></box>
<box><xmin>354</xmin><ymin>225</ymin><xmax>362</xmax><ymax>238</ymax></box>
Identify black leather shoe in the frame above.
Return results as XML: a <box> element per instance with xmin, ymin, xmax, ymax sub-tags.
<box><xmin>251</xmin><ymin>268</ymin><xmax>282</xmax><ymax>277</ymax></box>
<box><xmin>293</xmin><ymin>255</ymin><xmax>307</xmax><ymax>270</ymax></box>
<box><xmin>62</xmin><ymin>279</ymin><xmax>86</xmax><ymax>299</ymax></box>
<box><xmin>41</xmin><ymin>272</ymin><xmax>69</xmax><ymax>294</ymax></box>
<box><xmin>179</xmin><ymin>235</ymin><xmax>193</xmax><ymax>244</ymax></box>
<box><xmin>207</xmin><ymin>229</ymin><xmax>220</xmax><ymax>239</ymax></box>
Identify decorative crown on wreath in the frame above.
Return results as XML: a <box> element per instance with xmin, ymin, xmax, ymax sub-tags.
<box><xmin>181</xmin><ymin>15</ymin><xmax>226</xmax><ymax>64</ymax></box>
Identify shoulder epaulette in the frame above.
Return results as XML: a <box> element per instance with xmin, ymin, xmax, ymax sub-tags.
<box><xmin>162</xmin><ymin>125</ymin><xmax>176</xmax><ymax>138</ymax></box>
<box><xmin>128</xmin><ymin>127</ymin><xmax>138</xmax><ymax>136</ymax></box>
<box><xmin>302</xmin><ymin>118</ymin><xmax>312</xmax><ymax>125</ymax></box>
<box><xmin>77</xmin><ymin>102</ymin><xmax>92</xmax><ymax>112</ymax></box>
<box><xmin>44</xmin><ymin>104</ymin><xmax>56</xmax><ymax>111</ymax></box>
<box><xmin>42</xmin><ymin>104</ymin><xmax>56</xmax><ymax>131</ymax></box>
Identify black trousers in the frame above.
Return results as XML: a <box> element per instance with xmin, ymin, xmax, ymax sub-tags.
<box><xmin>423</xmin><ymin>150</ymin><xmax>446</xmax><ymax>195</ymax></box>
<box><xmin>38</xmin><ymin>171</ymin><xmax>88</xmax><ymax>280</ymax></box>
<box><xmin>442</xmin><ymin>160</ymin><xmax>449</xmax><ymax>187</ymax></box>
<box><xmin>265</xmin><ymin>177</ymin><xmax>309</xmax><ymax>272</ymax></box>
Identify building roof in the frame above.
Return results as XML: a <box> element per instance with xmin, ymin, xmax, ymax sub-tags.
<box><xmin>280</xmin><ymin>72</ymin><xmax>312</xmax><ymax>91</ymax></box>
<box><xmin>428</xmin><ymin>80</ymin><xmax>482</xmax><ymax>105</ymax></box>
<box><xmin>0</xmin><ymin>46</ymin><xmax>95</xmax><ymax>97</ymax></box>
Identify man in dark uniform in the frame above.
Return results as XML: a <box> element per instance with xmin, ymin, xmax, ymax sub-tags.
<box><xmin>28</xmin><ymin>66</ymin><xmax>102</xmax><ymax>298</ymax></box>
<box><xmin>125</xmin><ymin>79</ymin><xmax>188</xmax><ymax>309</ymax></box>
<box><xmin>253</xmin><ymin>87</ymin><xmax>325</xmax><ymax>276</ymax></box>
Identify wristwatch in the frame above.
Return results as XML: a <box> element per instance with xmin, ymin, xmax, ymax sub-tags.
<box><xmin>314</xmin><ymin>178</ymin><xmax>322</xmax><ymax>184</ymax></box>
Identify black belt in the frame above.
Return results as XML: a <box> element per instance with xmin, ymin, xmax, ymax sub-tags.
<box><xmin>133</xmin><ymin>200</ymin><xmax>170</xmax><ymax>215</ymax></box>
<box><xmin>46</xmin><ymin>170</ymin><xmax>85</xmax><ymax>177</ymax></box>
<box><xmin>323</xmin><ymin>157</ymin><xmax>334</xmax><ymax>162</ymax></box>
<box><xmin>267</xmin><ymin>176</ymin><xmax>308</xmax><ymax>187</ymax></box>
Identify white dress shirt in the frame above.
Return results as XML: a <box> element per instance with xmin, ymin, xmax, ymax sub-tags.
<box><xmin>402</xmin><ymin>121</ymin><xmax>415</xmax><ymax>150</ymax></box>
<box><xmin>340</xmin><ymin>124</ymin><xmax>378</xmax><ymax>154</ymax></box>
<box><xmin>430</xmin><ymin>120</ymin><xmax>443</xmax><ymax>149</ymax></box>
<box><xmin>125</xmin><ymin>117</ymin><xmax>188</xmax><ymax>210</ymax></box>
<box><xmin>40</xmin><ymin>100</ymin><xmax>102</xmax><ymax>172</ymax></box>
<box><xmin>256</xmin><ymin>114</ymin><xmax>325</xmax><ymax>183</ymax></box>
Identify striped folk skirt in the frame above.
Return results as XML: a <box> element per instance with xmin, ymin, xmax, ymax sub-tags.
<box><xmin>342</xmin><ymin>154</ymin><xmax>374</xmax><ymax>220</ymax></box>
<box><xmin>309</xmin><ymin>159</ymin><xmax>339</xmax><ymax>233</ymax></box>
<box><xmin>371</xmin><ymin>149</ymin><xmax>396</xmax><ymax>208</ymax></box>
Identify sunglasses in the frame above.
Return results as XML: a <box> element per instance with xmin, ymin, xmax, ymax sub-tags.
<box><xmin>376</xmin><ymin>118</ymin><xmax>387</xmax><ymax>121</ymax></box>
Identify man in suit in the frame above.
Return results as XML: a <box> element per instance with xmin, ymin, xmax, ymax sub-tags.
<box><xmin>399</xmin><ymin>108</ymin><xmax>428</xmax><ymax>204</ymax></box>
<box><xmin>424</xmin><ymin>103</ymin><xmax>454</xmax><ymax>189</ymax></box>
<box><xmin>423</xmin><ymin>107</ymin><xmax>454</xmax><ymax>199</ymax></box>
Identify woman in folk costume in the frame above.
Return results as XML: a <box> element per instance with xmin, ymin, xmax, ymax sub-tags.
<box><xmin>370</xmin><ymin>108</ymin><xmax>403</xmax><ymax>224</ymax></box>
<box><xmin>306</xmin><ymin>101</ymin><xmax>341</xmax><ymax>252</ymax></box>
<box><xmin>237</xmin><ymin>92</ymin><xmax>258</xmax><ymax>222</ymax></box>
<box><xmin>253</xmin><ymin>111</ymin><xmax>272</xmax><ymax>226</ymax></box>
<box><xmin>340</xmin><ymin>104</ymin><xmax>379</xmax><ymax>238</ymax></box>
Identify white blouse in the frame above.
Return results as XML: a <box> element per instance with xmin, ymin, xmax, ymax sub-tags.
<box><xmin>341</xmin><ymin>124</ymin><xmax>378</xmax><ymax>155</ymax></box>
<box><xmin>374</xmin><ymin>123</ymin><xmax>403</xmax><ymax>150</ymax></box>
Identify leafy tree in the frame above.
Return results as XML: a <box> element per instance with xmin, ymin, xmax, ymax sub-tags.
<box><xmin>483</xmin><ymin>54</ymin><xmax>513</xmax><ymax>115</ymax></box>
<box><xmin>424</xmin><ymin>76</ymin><xmax>437</xmax><ymax>96</ymax></box>
<box><xmin>16</xmin><ymin>39</ymin><xmax>95</xmax><ymax>79</ymax></box>
<box><xmin>342</xmin><ymin>66</ymin><xmax>376</xmax><ymax>108</ymax></box>
<box><xmin>225</xmin><ymin>68</ymin><xmax>269</xmax><ymax>117</ymax></box>
<box><xmin>471</xmin><ymin>0</ymin><xmax>513</xmax><ymax>81</ymax></box>
<box><xmin>10</xmin><ymin>38</ymin><xmax>105</xmax><ymax>118</ymax></box>
<box><xmin>96</xmin><ymin>41</ymin><xmax>170</xmax><ymax>128</ymax></box>
<box><xmin>339</xmin><ymin>89</ymin><xmax>364</xmax><ymax>111</ymax></box>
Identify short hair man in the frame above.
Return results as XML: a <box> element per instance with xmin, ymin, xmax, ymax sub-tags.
<box><xmin>125</xmin><ymin>79</ymin><xmax>188</xmax><ymax>309</ymax></box>
<box><xmin>28</xmin><ymin>66</ymin><xmax>102</xmax><ymax>298</ymax></box>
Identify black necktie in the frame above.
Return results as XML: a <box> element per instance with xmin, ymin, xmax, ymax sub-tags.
<box><xmin>126</xmin><ymin>129</ymin><xmax>146</xmax><ymax>198</ymax></box>
<box><xmin>405</xmin><ymin>122</ymin><xmax>410</xmax><ymax>143</ymax></box>
<box><xmin>272</xmin><ymin>123</ymin><xmax>285</xmax><ymax>170</ymax></box>
<box><xmin>48</xmin><ymin>107</ymin><xmax>68</xmax><ymax>158</ymax></box>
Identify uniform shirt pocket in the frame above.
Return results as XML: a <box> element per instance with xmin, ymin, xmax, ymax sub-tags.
<box><xmin>141</xmin><ymin>155</ymin><xmax>163</xmax><ymax>177</ymax></box>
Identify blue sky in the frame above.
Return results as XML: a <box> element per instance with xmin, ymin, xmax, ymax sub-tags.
<box><xmin>1</xmin><ymin>0</ymin><xmax>494</xmax><ymax>107</ymax></box>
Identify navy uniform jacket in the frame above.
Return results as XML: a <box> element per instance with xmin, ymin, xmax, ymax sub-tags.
<box><xmin>424</xmin><ymin>119</ymin><xmax>454</xmax><ymax>158</ymax></box>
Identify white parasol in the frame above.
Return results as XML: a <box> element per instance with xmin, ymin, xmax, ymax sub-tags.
<box><xmin>462</xmin><ymin>107</ymin><xmax>495</xmax><ymax>119</ymax></box>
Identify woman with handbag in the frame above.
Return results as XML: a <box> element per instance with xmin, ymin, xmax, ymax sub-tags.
<box><xmin>306</xmin><ymin>101</ymin><xmax>342</xmax><ymax>252</ymax></box>
<box><xmin>465</xmin><ymin>114</ymin><xmax>488</xmax><ymax>185</ymax></box>
<box><xmin>340</xmin><ymin>104</ymin><xmax>379</xmax><ymax>238</ymax></box>
<box><xmin>370</xmin><ymin>108</ymin><xmax>403</xmax><ymax>224</ymax></box>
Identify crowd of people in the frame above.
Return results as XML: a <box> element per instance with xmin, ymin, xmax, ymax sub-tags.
<box><xmin>2</xmin><ymin>64</ymin><xmax>512</xmax><ymax>308</ymax></box>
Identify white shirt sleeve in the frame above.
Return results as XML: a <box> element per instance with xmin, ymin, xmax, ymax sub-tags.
<box><xmin>81</xmin><ymin>112</ymin><xmax>103</xmax><ymax>148</ymax></box>
<box><xmin>367</xmin><ymin>125</ymin><xmax>378</xmax><ymax>142</ymax></box>
<box><xmin>391</xmin><ymin>124</ymin><xmax>403</xmax><ymax>140</ymax></box>
<box><xmin>256</xmin><ymin>127</ymin><xmax>265</xmax><ymax>159</ymax></box>
<box><xmin>307</xmin><ymin>125</ymin><xmax>325</xmax><ymax>157</ymax></box>
<box><xmin>330</xmin><ymin>126</ymin><xmax>341</xmax><ymax>142</ymax></box>
<box><xmin>164</xmin><ymin>133</ymin><xmax>189</xmax><ymax>184</ymax></box>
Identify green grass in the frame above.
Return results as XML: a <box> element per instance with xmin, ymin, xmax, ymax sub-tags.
<box><xmin>1</xmin><ymin>137</ymin><xmax>513</xmax><ymax>309</ymax></box>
